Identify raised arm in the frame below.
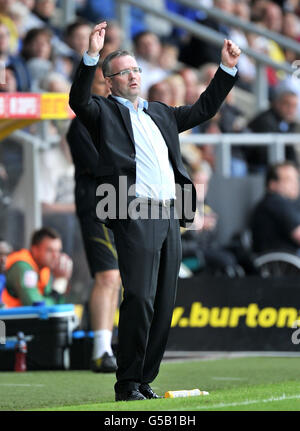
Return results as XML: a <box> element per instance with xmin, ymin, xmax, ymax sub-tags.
<box><xmin>87</xmin><ymin>21</ymin><xmax>107</xmax><ymax>57</ymax></box>
<box><xmin>173</xmin><ymin>39</ymin><xmax>241</xmax><ymax>133</ymax></box>
<box><xmin>69</xmin><ymin>22</ymin><xmax>107</xmax><ymax>130</ymax></box>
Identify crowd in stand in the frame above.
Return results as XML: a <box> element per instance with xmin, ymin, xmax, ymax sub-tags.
<box><xmin>1</xmin><ymin>0</ymin><xmax>300</xmax><ymax>295</ymax></box>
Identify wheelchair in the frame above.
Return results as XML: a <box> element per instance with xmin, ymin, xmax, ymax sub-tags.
<box><xmin>254</xmin><ymin>251</ymin><xmax>300</xmax><ymax>277</ymax></box>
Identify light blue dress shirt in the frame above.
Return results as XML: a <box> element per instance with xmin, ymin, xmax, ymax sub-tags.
<box><xmin>111</xmin><ymin>95</ymin><xmax>176</xmax><ymax>200</ymax></box>
<box><xmin>82</xmin><ymin>52</ymin><xmax>237</xmax><ymax>200</ymax></box>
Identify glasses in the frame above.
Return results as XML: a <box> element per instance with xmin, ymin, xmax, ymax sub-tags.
<box><xmin>106</xmin><ymin>67</ymin><xmax>142</xmax><ymax>78</ymax></box>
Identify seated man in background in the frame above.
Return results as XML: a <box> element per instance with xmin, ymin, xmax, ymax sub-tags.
<box><xmin>251</xmin><ymin>161</ymin><xmax>300</xmax><ymax>254</ymax></box>
<box><xmin>2</xmin><ymin>227</ymin><xmax>73</xmax><ymax>307</ymax></box>
<box><xmin>181</xmin><ymin>161</ymin><xmax>244</xmax><ymax>277</ymax></box>
<box><xmin>246</xmin><ymin>89</ymin><xmax>300</xmax><ymax>173</ymax></box>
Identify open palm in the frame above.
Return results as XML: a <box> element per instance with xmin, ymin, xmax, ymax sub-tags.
<box><xmin>88</xmin><ymin>21</ymin><xmax>107</xmax><ymax>56</ymax></box>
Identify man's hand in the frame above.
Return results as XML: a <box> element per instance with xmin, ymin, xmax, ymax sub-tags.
<box><xmin>52</xmin><ymin>253</ymin><xmax>73</xmax><ymax>295</ymax></box>
<box><xmin>52</xmin><ymin>253</ymin><xmax>73</xmax><ymax>281</ymax></box>
<box><xmin>87</xmin><ymin>21</ymin><xmax>107</xmax><ymax>57</ymax></box>
<box><xmin>221</xmin><ymin>39</ymin><xmax>241</xmax><ymax>69</ymax></box>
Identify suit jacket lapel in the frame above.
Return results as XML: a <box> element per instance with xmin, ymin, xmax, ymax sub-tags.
<box><xmin>108</xmin><ymin>95</ymin><xmax>135</xmax><ymax>150</ymax></box>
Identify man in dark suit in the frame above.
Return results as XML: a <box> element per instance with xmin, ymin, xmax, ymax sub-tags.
<box><xmin>246</xmin><ymin>89</ymin><xmax>299</xmax><ymax>172</ymax></box>
<box><xmin>69</xmin><ymin>21</ymin><xmax>240</xmax><ymax>401</ymax></box>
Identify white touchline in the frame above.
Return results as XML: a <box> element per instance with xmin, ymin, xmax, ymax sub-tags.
<box><xmin>195</xmin><ymin>394</ymin><xmax>300</xmax><ymax>410</ymax></box>
<box><xmin>164</xmin><ymin>394</ymin><xmax>300</xmax><ymax>411</ymax></box>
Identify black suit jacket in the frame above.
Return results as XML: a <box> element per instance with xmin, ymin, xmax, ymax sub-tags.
<box><xmin>246</xmin><ymin>108</ymin><xmax>298</xmax><ymax>167</ymax></box>
<box><xmin>69</xmin><ymin>60</ymin><xmax>237</xmax><ymax>226</ymax></box>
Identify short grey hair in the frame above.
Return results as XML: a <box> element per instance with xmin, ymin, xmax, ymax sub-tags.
<box><xmin>102</xmin><ymin>50</ymin><xmax>135</xmax><ymax>77</ymax></box>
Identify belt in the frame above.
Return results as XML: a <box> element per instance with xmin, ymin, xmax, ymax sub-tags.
<box><xmin>137</xmin><ymin>197</ymin><xmax>175</xmax><ymax>207</ymax></box>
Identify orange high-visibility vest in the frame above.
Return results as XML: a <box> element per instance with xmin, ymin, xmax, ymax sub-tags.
<box><xmin>2</xmin><ymin>249</ymin><xmax>50</xmax><ymax>307</ymax></box>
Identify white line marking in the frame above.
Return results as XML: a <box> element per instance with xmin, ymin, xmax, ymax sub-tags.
<box><xmin>0</xmin><ymin>384</ymin><xmax>45</xmax><ymax>387</ymax></box>
<box><xmin>195</xmin><ymin>394</ymin><xmax>300</xmax><ymax>410</ymax></box>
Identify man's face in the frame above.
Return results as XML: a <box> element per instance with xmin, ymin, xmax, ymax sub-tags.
<box><xmin>106</xmin><ymin>55</ymin><xmax>141</xmax><ymax>103</ymax></box>
<box><xmin>274</xmin><ymin>94</ymin><xmax>298</xmax><ymax>123</ymax></box>
<box><xmin>270</xmin><ymin>165</ymin><xmax>300</xmax><ymax>200</ymax></box>
<box><xmin>31</xmin><ymin>237</ymin><xmax>62</xmax><ymax>270</ymax></box>
<box><xmin>68</xmin><ymin>25</ymin><xmax>91</xmax><ymax>55</ymax></box>
<box><xmin>136</xmin><ymin>33</ymin><xmax>161</xmax><ymax>63</ymax></box>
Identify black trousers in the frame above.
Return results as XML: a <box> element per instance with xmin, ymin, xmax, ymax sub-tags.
<box><xmin>111</xmin><ymin>203</ymin><xmax>181</xmax><ymax>392</ymax></box>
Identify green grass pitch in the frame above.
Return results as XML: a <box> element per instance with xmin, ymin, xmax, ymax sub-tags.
<box><xmin>0</xmin><ymin>357</ymin><xmax>299</xmax><ymax>411</ymax></box>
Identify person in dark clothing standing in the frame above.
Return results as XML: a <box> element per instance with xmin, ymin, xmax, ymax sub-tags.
<box><xmin>67</xmin><ymin>64</ymin><xmax>120</xmax><ymax>373</ymax></box>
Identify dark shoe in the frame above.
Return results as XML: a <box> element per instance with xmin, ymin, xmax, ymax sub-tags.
<box><xmin>91</xmin><ymin>352</ymin><xmax>117</xmax><ymax>373</ymax></box>
<box><xmin>115</xmin><ymin>389</ymin><xmax>147</xmax><ymax>401</ymax></box>
<box><xmin>139</xmin><ymin>383</ymin><xmax>162</xmax><ymax>399</ymax></box>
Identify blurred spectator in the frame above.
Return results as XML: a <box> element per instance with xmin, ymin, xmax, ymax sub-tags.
<box><xmin>282</xmin><ymin>11</ymin><xmax>300</xmax><ymax>63</ymax></box>
<box><xmin>179</xmin><ymin>0</ymin><xmax>233</xmax><ymax>68</ymax></box>
<box><xmin>21</xmin><ymin>26</ymin><xmax>53</xmax><ymax>61</ymax></box>
<box><xmin>0</xmin><ymin>64</ymin><xmax>17</xmax><ymax>91</ymax></box>
<box><xmin>165</xmin><ymin>73</ymin><xmax>186</xmax><ymax>106</ymax></box>
<box><xmin>37</xmin><ymin>135</ymin><xmax>76</xmax><ymax>256</ymax></box>
<box><xmin>219</xmin><ymin>90</ymin><xmax>248</xmax><ymax>133</ymax></box>
<box><xmin>261</xmin><ymin>0</ymin><xmax>283</xmax><ymax>31</ymax></box>
<box><xmin>218</xmin><ymin>90</ymin><xmax>248</xmax><ymax>176</ymax></box>
<box><xmin>250</xmin><ymin>1</ymin><xmax>286</xmax><ymax>87</ymax></box>
<box><xmin>11</xmin><ymin>120</ymin><xmax>76</xmax><ymax>256</ymax></box>
<box><xmin>0</xmin><ymin>238</ymin><xmax>12</xmax><ymax>305</ymax></box>
<box><xmin>133</xmin><ymin>31</ymin><xmax>168</xmax><ymax>97</ymax></box>
<box><xmin>147</xmin><ymin>80</ymin><xmax>173</xmax><ymax>104</ymax></box>
<box><xmin>39</xmin><ymin>70</ymin><xmax>71</xmax><ymax>92</ymax></box>
<box><xmin>21</xmin><ymin>26</ymin><xmax>54</xmax><ymax>89</ymax></box>
<box><xmin>99</xmin><ymin>20</ymin><xmax>123</xmax><ymax>60</ymax></box>
<box><xmin>198</xmin><ymin>62</ymin><xmax>218</xmax><ymax>86</ymax></box>
<box><xmin>180</xmin><ymin>142</ymin><xmax>203</xmax><ymax>175</ymax></box>
<box><xmin>158</xmin><ymin>42</ymin><xmax>179</xmax><ymax>72</ymax></box>
<box><xmin>181</xmin><ymin>161</ymin><xmax>244</xmax><ymax>277</ymax></box>
<box><xmin>229</xmin><ymin>0</ymin><xmax>256</xmax><ymax>89</ymax></box>
<box><xmin>0</xmin><ymin>21</ymin><xmax>31</xmax><ymax>90</ymax></box>
<box><xmin>2</xmin><ymin>227</ymin><xmax>73</xmax><ymax>307</ymax></box>
<box><xmin>246</xmin><ymin>89</ymin><xmax>300</xmax><ymax>172</ymax></box>
<box><xmin>262</xmin><ymin>1</ymin><xmax>286</xmax><ymax>86</ymax></box>
<box><xmin>0</xmin><ymin>0</ymin><xmax>19</xmax><ymax>54</ymax></box>
<box><xmin>32</xmin><ymin>0</ymin><xmax>61</xmax><ymax>36</ymax></box>
<box><xmin>64</xmin><ymin>18</ymin><xmax>91</xmax><ymax>56</ymax></box>
<box><xmin>8</xmin><ymin>0</ymin><xmax>31</xmax><ymax>40</ymax></box>
<box><xmin>64</xmin><ymin>18</ymin><xmax>91</xmax><ymax>80</ymax></box>
<box><xmin>251</xmin><ymin>161</ymin><xmax>300</xmax><ymax>254</ymax></box>
<box><xmin>199</xmin><ymin>119</ymin><xmax>221</xmax><ymax>169</ymax></box>
<box><xmin>196</xmin><ymin>62</ymin><xmax>248</xmax><ymax>175</ymax></box>
<box><xmin>17</xmin><ymin>0</ymin><xmax>46</xmax><ymax>33</ymax></box>
<box><xmin>0</xmin><ymin>0</ymin><xmax>16</xmax><ymax>15</ymax></box>
<box><xmin>179</xmin><ymin>67</ymin><xmax>200</xmax><ymax>104</ymax></box>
